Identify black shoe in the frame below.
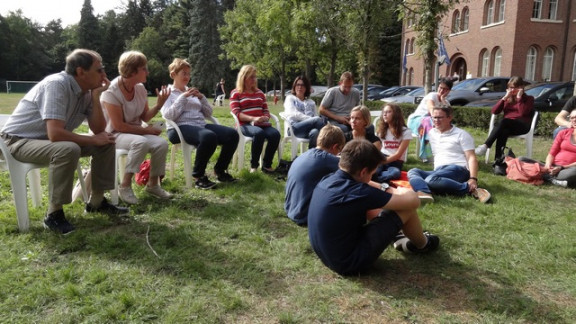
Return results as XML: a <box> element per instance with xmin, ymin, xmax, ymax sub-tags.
<box><xmin>195</xmin><ymin>176</ymin><xmax>217</xmax><ymax>189</ymax></box>
<box><xmin>262</xmin><ymin>167</ymin><xmax>276</xmax><ymax>175</ymax></box>
<box><xmin>86</xmin><ymin>198</ymin><xmax>130</xmax><ymax>217</ymax></box>
<box><xmin>216</xmin><ymin>171</ymin><xmax>237</xmax><ymax>183</ymax></box>
<box><xmin>43</xmin><ymin>210</ymin><xmax>75</xmax><ymax>235</ymax></box>
<box><xmin>394</xmin><ymin>232</ymin><xmax>439</xmax><ymax>254</ymax></box>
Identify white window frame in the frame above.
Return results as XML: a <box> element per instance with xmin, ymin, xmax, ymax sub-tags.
<box><xmin>462</xmin><ymin>8</ymin><xmax>469</xmax><ymax>31</ymax></box>
<box><xmin>493</xmin><ymin>48</ymin><xmax>502</xmax><ymax>76</ymax></box>
<box><xmin>543</xmin><ymin>47</ymin><xmax>554</xmax><ymax>81</ymax></box>
<box><xmin>481</xmin><ymin>51</ymin><xmax>490</xmax><ymax>77</ymax></box>
<box><xmin>486</xmin><ymin>0</ymin><xmax>495</xmax><ymax>25</ymax></box>
<box><xmin>525</xmin><ymin>47</ymin><xmax>537</xmax><ymax>81</ymax></box>
<box><xmin>453</xmin><ymin>11</ymin><xmax>461</xmax><ymax>33</ymax></box>
<box><xmin>532</xmin><ymin>0</ymin><xmax>542</xmax><ymax>19</ymax></box>
<box><xmin>498</xmin><ymin>0</ymin><xmax>506</xmax><ymax>22</ymax></box>
<box><xmin>548</xmin><ymin>0</ymin><xmax>558</xmax><ymax>20</ymax></box>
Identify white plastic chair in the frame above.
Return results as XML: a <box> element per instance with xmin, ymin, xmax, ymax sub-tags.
<box><xmin>406</xmin><ymin>112</ymin><xmax>422</xmax><ymax>158</ymax></box>
<box><xmin>0</xmin><ymin>114</ymin><xmax>87</xmax><ymax>231</ymax></box>
<box><xmin>230</xmin><ymin>112</ymin><xmax>281</xmax><ymax>170</ymax></box>
<box><xmin>164</xmin><ymin>116</ymin><xmax>220</xmax><ymax>188</ymax></box>
<box><xmin>215</xmin><ymin>94</ymin><xmax>225</xmax><ymax>106</ymax></box>
<box><xmin>278</xmin><ymin>112</ymin><xmax>310</xmax><ymax>161</ymax></box>
<box><xmin>485</xmin><ymin>111</ymin><xmax>539</xmax><ymax>164</ymax></box>
<box><xmin>109</xmin><ymin>149</ymin><xmax>129</xmax><ymax>205</ymax></box>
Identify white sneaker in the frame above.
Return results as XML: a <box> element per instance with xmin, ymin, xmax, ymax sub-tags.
<box><xmin>118</xmin><ymin>186</ymin><xmax>139</xmax><ymax>205</ymax></box>
<box><xmin>475</xmin><ymin>144</ymin><xmax>488</xmax><ymax>155</ymax></box>
<box><xmin>145</xmin><ymin>185</ymin><xmax>173</xmax><ymax>199</ymax></box>
<box><xmin>550</xmin><ymin>179</ymin><xmax>568</xmax><ymax>188</ymax></box>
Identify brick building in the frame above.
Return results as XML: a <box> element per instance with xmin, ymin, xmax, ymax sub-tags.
<box><xmin>402</xmin><ymin>0</ymin><xmax>576</xmax><ymax>85</ymax></box>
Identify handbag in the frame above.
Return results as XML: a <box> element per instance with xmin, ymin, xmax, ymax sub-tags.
<box><xmin>505</xmin><ymin>157</ymin><xmax>546</xmax><ymax>185</ymax></box>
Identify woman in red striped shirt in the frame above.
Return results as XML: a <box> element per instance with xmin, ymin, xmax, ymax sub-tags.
<box><xmin>230</xmin><ymin>65</ymin><xmax>280</xmax><ymax>173</ymax></box>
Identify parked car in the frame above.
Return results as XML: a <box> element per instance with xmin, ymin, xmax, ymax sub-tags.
<box><xmin>447</xmin><ymin>77</ymin><xmax>511</xmax><ymax>106</ymax></box>
<box><xmin>381</xmin><ymin>87</ymin><xmax>425</xmax><ymax>104</ymax></box>
<box><xmin>370</xmin><ymin>86</ymin><xmax>421</xmax><ymax>101</ymax></box>
<box><xmin>310</xmin><ymin>85</ymin><xmax>328</xmax><ymax>97</ymax></box>
<box><xmin>464</xmin><ymin>81</ymin><xmax>575</xmax><ymax>112</ymax></box>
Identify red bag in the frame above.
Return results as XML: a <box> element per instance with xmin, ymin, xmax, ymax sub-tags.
<box><xmin>505</xmin><ymin>157</ymin><xmax>546</xmax><ymax>185</ymax></box>
<box><xmin>135</xmin><ymin>159</ymin><xmax>151</xmax><ymax>186</ymax></box>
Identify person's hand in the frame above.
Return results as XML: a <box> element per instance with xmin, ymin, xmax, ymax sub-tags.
<box><xmin>503</xmin><ymin>88</ymin><xmax>514</xmax><ymax>100</ymax></box>
<box><xmin>516</xmin><ymin>88</ymin><xmax>524</xmax><ymax>98</ymax></box>
<box><xmin>254</xmin><ymin>116</ymin><xmax>269</xmax><ymax>123</ymax></box>
<box><xmin>549</xmin><ymin>165</ymin><xmax>562</xmax><ymax>176</ymax></box>
<box><xmin>184</xmin><ymin>87</ymin><xmax>203</xmax><ymax>99</ymax></box>
<box><xmin>467</xmin><ymin>179</ymin><xmax>478</xmax><ymax>192</ymax></box>
<box><xmin>146</xmin><ymin>125</ymin><xmax>162</xmax><ymax>135</ymax></box>
<box><xmin>92</xmin><ymin>77</ymin><xmax>110</xmax><ymax>98</ymax></box>
<box><xmin>92</xmin><ymin>131</ymin><xmax>116</xmax><ymax>146</ymax></box>
<box><xmin>337</xmin><ymin>115</ymin><xmax>350</xmax><ymax>125</ymax></box>
<box><xmin>155</xmin><ymin>86</ymin><xmax>171</xmax><ymax>107</ymax></box>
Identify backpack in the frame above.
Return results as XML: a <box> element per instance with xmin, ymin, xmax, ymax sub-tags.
<box><xmin>505</xmin><ymin>157</ymin><xmax>546</xmax><ymax>185</ymax></box>
<box><xmin>135</xmin><ymin>159</ymin><xmax>151</xmax><ymax>186</ymax></box>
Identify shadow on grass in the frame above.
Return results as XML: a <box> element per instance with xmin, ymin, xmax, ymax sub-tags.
<box><xmin>353</xmin><ymin>248</ymin><xmax>565</xmax><ymax>322</ymax></box>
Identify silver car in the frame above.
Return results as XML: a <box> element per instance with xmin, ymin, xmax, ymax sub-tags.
<box><xmin>447</xmin><ymin>77</ymin><xmax>510</xmax><ymax>106</ymax></box>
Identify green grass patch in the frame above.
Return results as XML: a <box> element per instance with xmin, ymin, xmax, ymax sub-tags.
<box><xmin>0</xmin><ymin>93</ymin><xmax>575</xmax><ymax>322</ymax></box>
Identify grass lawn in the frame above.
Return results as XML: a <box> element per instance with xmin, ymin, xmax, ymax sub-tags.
<box><xmin>1</xmin><ymin>92</ymin><xmax>575</xmax><ymax>323</ymax></box>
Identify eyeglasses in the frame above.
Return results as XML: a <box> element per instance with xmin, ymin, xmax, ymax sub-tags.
<box><xmin>569</xmin><ymin>116</ymin><xmax>576</xmax><ymax>120</ymax></box>
<box><xmin>295</xmin><ymin>83</ymin><xmax>305</xmax><ymax>87</ymax></box>
<box><xmin>432</xmin><ymin>116</ymin><xmax>446</xmax><ymax>120</ymax></box>
<box><xmin>96</xmin><ymin>67</ymin><xmax>105</xmax><ymax>73</ymax></box>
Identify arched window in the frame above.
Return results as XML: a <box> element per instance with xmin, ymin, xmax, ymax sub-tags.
<box><xmin>542</xmin><ymin>47</ymin><xmax>555</xmax><ymax>81</ymax></box>
<box><xmin>405</xmin><ymin>39</ymin><xmax>410</xmax><ymax>56</ymax></box>
<box><xmin>498</xmin><ymin>0</ymin><xmax>506</xmax><ymax>22</ymax></box>
<box><xmin>549</xmin><ymin>0</ymin><xmax>558</xmax><ymax>20</ymax></box>
<box><xmin>481</xmin><ymin>50</ymin><xmax>490</xmax><ymax>77</ymax></box>
<box><xmin>493</xmin><ymin>48</ymin><xmax>502</xmax><ymax>76</ymax></box>
<box><xmin>525</xmin><ymin>47</ymin><xmax>537</xmax><ymax>81</ymax></box>
<box><xmin>411</xmin><ymin>38</ymin><xmax>416</xmax><ymax>54</ymax></box>
<box><xmin>462</xmin><ymin>7</ymin><xmax>470</xmax><ymax>31</ymax></box>
<box><xmin>486</xmin><ymin>0</ymin><xmax>495</xmax><ymax>25</ymax></box>
<box><xmin>532</xmin><ymin>0</ymin><xmax>542</xmax><ymax>19</ymax></box>
<box><xmin>452</xmin><ymin>10</ymin><xmax>461</xmax><ymax>33</ymax></box>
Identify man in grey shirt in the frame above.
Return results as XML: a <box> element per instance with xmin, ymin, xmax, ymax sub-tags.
<box><xmin>319</xmin><ymin>71</ymin><xmax>361</xmax><ymax>132</ymax></box>
<box><xmin>1</xmin><ymin>49</ymin><xmax>128</xmax><ymax>234</ymax></box>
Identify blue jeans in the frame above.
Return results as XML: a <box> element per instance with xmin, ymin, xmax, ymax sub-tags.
<box><xmin>373</xmin><ymin>160</ymin><xmax>403</xmax><ymax>182</ymax></box>
<box><xmin>167</xmin><ymin>124</ymin><xmax>239</xmax><ymax>178</ymax></box>
<box><xmin>240</xmin><ymin>125</ymin><xmax>281</xmax><ymax>169</ymax></box>
<box><xmin>408</xmin><ymin>164</ymin><xmax>470</xmax><ymax>196</ymax></box>
<box><xmin>290</xmin><ymin>117</ymin><xmax>325</xmax><ymax>148</ymax></box>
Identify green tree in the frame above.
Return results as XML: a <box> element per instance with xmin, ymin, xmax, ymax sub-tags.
<box><xmin>188</xmin><ymin>0</ymin><xmax>224</xmax><ymax>92</ymax></box>
<box><xmin>342</xmin><ymin>0</ymin><xmax>398</xmax><ymax>100</ymax></box>
<box><xmin>398</xmin><ymin>0</ymin><xmax>461</xmax><ymax>92</ymax></box>
<box><xmin>130</xmin><ymin>26</ymin><xmax>171</xmax><ymax>89</ymax></box>
<box><xmin>78</xmin><ymin>0</ymin><xmax>101</xmax><ymax>50</ymax></box>
<box><xmin>100</xmin><ymin>11</ymin><xmax>126</xmax><ymax>77</ymax></box>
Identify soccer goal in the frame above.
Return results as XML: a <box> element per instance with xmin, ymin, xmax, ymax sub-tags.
<box><xmin>6</xmin><ymin>81</ymin><xmax>39</xmax><ymax>93</ymax></box>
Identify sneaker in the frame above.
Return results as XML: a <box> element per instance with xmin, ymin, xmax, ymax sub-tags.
<box><xmin>394</xmin><ymin>232</ymin><xmax>439</xmax><ymax>254</ymax></box>
<box><xmin>119</xmin><ymin>186</ymin><xmax>139</xmax><ymax>205</ymax></box>
<box><xmin>475</xmin><ymin>144</ymin><xmax>488</xmax><ymax>156</ymax></box>
<box><xmin>86</xmin><ymin>198</ymin><xmax>130</xmax><ymax>217</ymax></box>
<box><xmin>550</xmin><ymin>178</ymin><xmax>568</xmax><ymax>188</ymax></box>
<box><xmin>250</xmin><ymin>168</ymin><xmax>258</xmax><ymax>173</ymax></box>
<box><xmin>146</xmin><ymin>185</ymin><xmax>174</xmax><ymax>199</ymax></box>
<box><xmin>417</xmin><ymin>191</ymin><xmax>434</xmax><ymax>205</ymax></box>
<box><xmin>472</xmin><ymin>187</ymin><xmax>491</xmax><ymax>203</ymax></box>
<box><xmin>195</xmin><ymin>176</ymin><xmax>217</xmax><ymax>190</ymax></box>
<box><xmin>216</xmin><ymin>171</ymin><xmax>237</xmax><ymax>183</ymax></box>
<box><xmin>43</xmin><ymin>210</ymin><xmax>75</xmax><ymax>235</ymax></box>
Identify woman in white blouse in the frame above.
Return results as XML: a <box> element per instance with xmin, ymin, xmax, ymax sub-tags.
<box><xmin>282</xmin><ymin>75</ymin><xmax>325</xmax><ymax>148</ymax></box>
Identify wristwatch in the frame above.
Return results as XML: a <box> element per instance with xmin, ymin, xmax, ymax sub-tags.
<box><xmin>380</xmin><ymin>182</ymin><xmax>390</xmax><ymax>191</ymax></box>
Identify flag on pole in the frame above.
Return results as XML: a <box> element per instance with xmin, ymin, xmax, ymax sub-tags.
<box><xmin>438</xmin><ymin>36</ymin><xmax>451</xmax><ymax>66</ymax></box>
<box><xmin>402</xmin><ymin>42</ymin><xmax>408</xmax><ymax>72</ymax></box>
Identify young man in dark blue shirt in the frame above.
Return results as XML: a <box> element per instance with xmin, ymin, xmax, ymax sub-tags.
<box><xmin>307</xmin><ymin>139</ymin><xmax>440</xmax><ymax>276</ymax></box>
